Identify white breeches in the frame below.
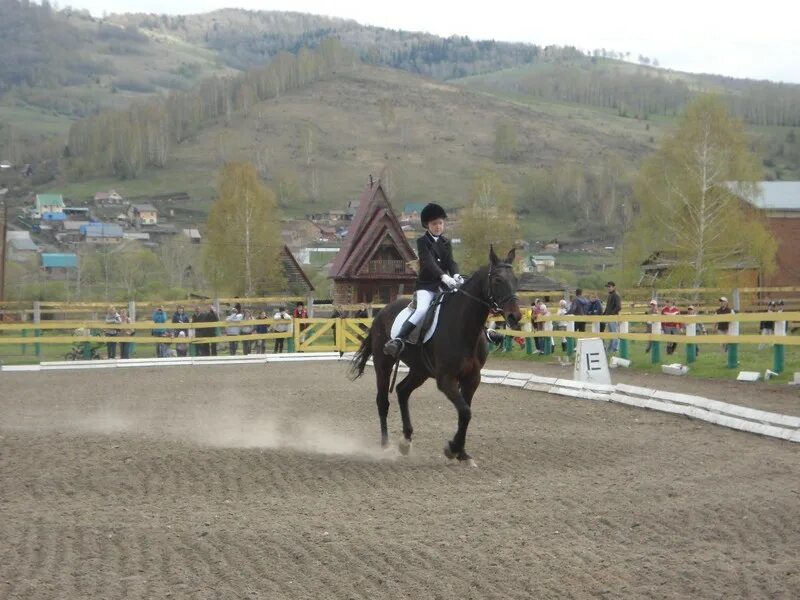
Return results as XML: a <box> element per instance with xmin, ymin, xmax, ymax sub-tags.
<box><xmin>408</xmin><ymin>290</ymin><xmax>435</xmax><ymax>325</ymax></box>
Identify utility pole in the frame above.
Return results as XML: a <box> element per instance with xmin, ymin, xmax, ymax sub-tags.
<box><xmin>0</xmin><ymin>200</ymin><xmax>7</xmax><ymax>302</ymax></box>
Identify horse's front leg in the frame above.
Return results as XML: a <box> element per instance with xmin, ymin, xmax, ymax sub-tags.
<box><xmin>395</xmin><ymin>369</ymin><xmax>428</xmax><ymax>455</ymax></box>
<box><xmin>437</xmin><ymin>374</ymin><xmax>474</xmax><ymax>464</ymax></box>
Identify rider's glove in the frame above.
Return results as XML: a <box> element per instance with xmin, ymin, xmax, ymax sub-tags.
<box><xmin>453</xmin><ymin>274</ymin><xmax>465</xmax><ymax>286</ymax></box>
<box><xmin>441</xmin><ymin>274</ymin><xmax>458</xmax><ymax>289</ymax></box>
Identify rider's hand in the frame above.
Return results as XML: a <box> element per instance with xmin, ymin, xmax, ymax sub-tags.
<box><xmin>441</xmin><ymin>274</ymin><xmax>458</xmax><ymax>289</ymax></box>
<box><xmin>453</xmin><ymin>273</ymin><xmax>465</xmax><ymax>286</ymax></box>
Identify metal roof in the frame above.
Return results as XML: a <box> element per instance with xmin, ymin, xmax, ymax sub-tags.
<box><xmin>35</xmin><ymin>194</ymin><xmax>64</xmax><ymax>208</ymax></box>
<box><xmin>41</xmin><ymin>253</ymin><xmax>77</xmax><ymax>269</ymax></box>
<box><xmin>9</xmin><ymin>237</ymin><xmax>39</xmax><ymax>251</ymax></box>
<box><xmin>738</xmin><ymin>181</ymin><xmax>800</xmax><ymax>211</ymax></box>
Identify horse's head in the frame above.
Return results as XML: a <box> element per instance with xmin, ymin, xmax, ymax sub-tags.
<box><xmin>488</xmin><ymin>245</ymin><xmax>523</xmax><ymax>330</ymax></box>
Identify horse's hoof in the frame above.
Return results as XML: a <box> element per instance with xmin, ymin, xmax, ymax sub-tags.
<box><xmin>398</xmin><ymin>438</ymin><xmax>412</xmax><ymax>456</ymax></box>
<box><xmin>459</xmin><ymin>456</ymin><xmax>478</xmax><ymax>468</ymax></box>
<box><xmin>381</xmin><ymin>437</ymin><xmax>389</xmax><ymax>449</ymax></box>
<box><xmin>443</xmin><ymin>441</ymin><xmax>455</xmax><ymax>460</ymax></box>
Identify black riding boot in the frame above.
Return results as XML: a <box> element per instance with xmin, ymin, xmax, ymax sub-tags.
<box><xmin>384</xmin><ymin>321</ymin><xmax>416</xmax><ymax>357</ymax></box>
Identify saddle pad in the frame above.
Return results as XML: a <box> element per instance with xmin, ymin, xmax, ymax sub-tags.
<box><xmin>390</xmin><ymin>303</ymin><xmax>442</xmax><ymax>345</ymax></box>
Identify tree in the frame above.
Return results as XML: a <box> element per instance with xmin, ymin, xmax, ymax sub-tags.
<box><xmin>377</xmin><ymin>97</ymin><xmax>395</xmax><ymax>132</ymax></box>
<box><xmin>626</xmin><ymin>94</ymin><xmax>777</xmax><ymax>289</ymax></box>
<box><xmin>458</xmin><ymin>165</ymin><xmax>520</xmax><ymax>273</ymax></box>
<box><xmin>493</xmin><ymin>118</ymin><xmax>518</xmax><ymax>162</ymax></box>
<box><xmin>205</xmin><ymin>162</ymin><xmax>285</xmax><ymax>296</ymax></box>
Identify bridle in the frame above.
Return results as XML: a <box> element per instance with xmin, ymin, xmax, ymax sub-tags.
<box><xmin>456</xmin><ymin>262</ymin><xmax>519</xmax><ymax>314</ymax></box>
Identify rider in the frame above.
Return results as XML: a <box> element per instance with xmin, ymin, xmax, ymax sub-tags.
<box><xmin>383</xmin><ymin>202</ymin><xmax>463</xmax><ymax>357</ymax></box>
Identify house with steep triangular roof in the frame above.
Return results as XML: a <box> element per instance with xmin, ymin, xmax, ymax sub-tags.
<box><xmin>329</xmin><ymin>178</ymin><xmax>417</xmax><ymax>304</ymax></box>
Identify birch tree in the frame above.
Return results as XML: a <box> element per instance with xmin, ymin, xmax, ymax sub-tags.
<box><xmin>205</xmin><ymin>162</ymin><xmax>285</xmax><ymax>296</ymax></box>
<box><xmin>458</xmin><ymin>165</ymin><xmax>520</xmax><ymax>272</ymax></box>
<box><xmin>626</xmin><ymin>94</ymin><xmax>776</xmax><ymax>288</ymax></box>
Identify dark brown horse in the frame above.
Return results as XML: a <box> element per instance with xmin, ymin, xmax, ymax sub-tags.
<box><xmin>350</xmin><ymin>247</ymin><xmax>522</xmax><ymax>464</ymax></box>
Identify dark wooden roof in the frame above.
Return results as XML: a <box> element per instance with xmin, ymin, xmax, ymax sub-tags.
<box><xmin>518</xmin><ymin>272</ymin><xmax>567</xmax><ymax>292</ymax></box>
<box><xmin>328</xmin><ymin>180</ymin><xmax>417</xmax><ymax>281</ymax></box>
<box><xmin>281</xmin><ymin>245</ymin><xmax>315</xmax><ymax>293</ymax></box>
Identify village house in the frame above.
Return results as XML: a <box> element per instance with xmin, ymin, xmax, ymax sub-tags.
<box><xmin>6</xmin><ymin>231</ymin><xmax>39</xmax><ymax>260</ymax></box>
<box><xmin>41</xmin><ymin>253</ymin><xmax>78</xmax><ymax>276</ymax></box>
<box><xmin>127</xmin><ymin>203</ymin><xmax>158</xmax><ymax>226</ymax></box>
<box><xmin>736</xmin><ymin>181</ymin><xmax>800</xmax><ymax>287</ymax></box>
<box><xmin>93</xmin><ymin>190</ymin><xmax>124</xmax><ymax>204</ymax></box>
<box><xmin>80</xmin><ymin>223</ymin><xmax>124</xmax><ymax>244</ymax></box>
<box><xmin>328</xmin><ymin>178</ymin><xmax>417</xmax><ymax>304</ymax></box>
<box><xmin>27</xmin><ymin>194</ymin><xmax>65</xmax><ymax>220</ymax></box>
<box><xmin>182</xmin><ymin>228</ymin><xmax>202</xmax><ymax>244</ymax></box>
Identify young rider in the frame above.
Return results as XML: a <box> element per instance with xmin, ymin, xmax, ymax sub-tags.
<box><xmin>384</xmin><ymin>202</ymin><xmax>463</xmax><ymax>357</ymax></box>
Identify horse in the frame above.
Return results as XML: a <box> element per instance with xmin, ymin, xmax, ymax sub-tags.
<box><xmin>349</xmin><ymin>246</ymin><xmax>522</xmax><ymax>465</ymax></box>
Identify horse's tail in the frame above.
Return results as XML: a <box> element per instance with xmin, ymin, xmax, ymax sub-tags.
<box><xmin>348</xmin><ymin>324</ymin><xmax>373</xmax><ymax>380</ymax></box>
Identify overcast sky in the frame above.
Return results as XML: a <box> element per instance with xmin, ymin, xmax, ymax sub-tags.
<box><xmin>68</xmin><ymin>0</ymin><xmax>800</xmax><ymax>83</ymax></box>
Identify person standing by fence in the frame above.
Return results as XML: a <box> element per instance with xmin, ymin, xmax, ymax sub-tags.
<box><xmin>272</xmin><ymin>305</ymin><xmax>292</xmax><ymax>353</ymax></box>
<box><xmin>104</xmin><ymin>305</ymin><xmax>121</xmax><ymax>359</ymax></box>
<box><xmin>240</xmin><ymin>309</ymin><xmax>254</xmax><ymax>355</ymax></box>
<box><xmin>758</xmin><ymin>301</ymin><xmax>776</xmax><ymax>350</ymax></box>
<box><xmin>645</xmin><ymin>299</ymin><xmax>658</xmax><ymax>353</ymax></box>
<box><xmin>255</xmin><ymin>310</ymin><xmax>269</xmax><ymax>354</ymax></box>
<box><xmin>119</xmin><ymin>308</ymin><xmax>134</xmax><ymax>359</ymax></box>
<box><xmin>715</xmin><ymin>296</ymin><xmax>734</xmax><ymax>352</ymax></box>
<box><xmin>152</xmin><ymin>306</ymin><xmax>168</xmax><ymax>358</ymax></box>
<box><xmin>226</xmin><ymin>304</ymin><xmax>243</xmax><ymax>355</ymax></box>
<box><xmin>172</xmin><ymin>305</ymin><xmax>190</xmax><ymax>336</ymax></box>
<box><xmin>567</xmin><ymin>289</ymin><xmax>589</xmax><ymax>332</ymax></box>
<box><xmin>661</xmin><ymin>299</ymin><xmax>682</xmax><ymax>355</ymax></box>
<box><xmin>604</xmin><ymin>281</ymin><xmax>622</xmax><ymax>353</ymax></box>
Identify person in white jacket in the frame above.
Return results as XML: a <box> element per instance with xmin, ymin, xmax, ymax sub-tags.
<box><xmin>225</xmin><ymin>304</ymin><xmax>243</xmax><ymax>355</ymax></box>
<box><xmin>272</xmin><ymin>305</ymin><xmax>292</xmax><ymax>353</ymax></box>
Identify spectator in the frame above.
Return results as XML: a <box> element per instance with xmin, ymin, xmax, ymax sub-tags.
<box><xmin>532</xmin><ymin>299</ymin><xmax>550</xmax><ymax>354</ymax></box>
<box><xmin>241</xmin><ymin>309</ymin><xmax>254</xmax><ymax>355</ymax></box>
<box><xmin>152</xmin><ymin>306</ymin><xmax>168</xmax><ymax>358</ymax></box>
<box><xmin>226</xmin><ymin>304</ymin><xmax>243</xmax><ymax>355</ymax></box>
<box><xmin>176</xmin><ymin>331</ymin><xmax>188</xmax><ymax>357</ymax></box>
<box><xmin>119</xmin><ymin>308</ymin><xmax>134</xmax><ymax>359</ymax></box>
<box><xmin>205</xmin><ymin>304</ymin><xmax>219</xmax><ymax>356</ymax></box>
<box><xmin>567</xmin><ymin>288</ymin><xmax>589</xmax><ymax>332</ymax></box>
<box><xmin>172</xmin><ymin>305</ymin><xmax>190</xmax><ymax>336</ymax></box>
<box><xmin>587</xmin><ymin>293</ymin><xmax>603</xmax><ymax>317</ymax></box>
<box><xmin>604</xmin><ymin>281</ymin><xmax>622</xmax><ymax>353</ymax></box>
<box><xmin>104</xmin><ymin>305</ymin><xmax>121</xmax><ymax>359</ymax></box>
<box><xmin>555</xmin><ymin>298</ymin><xmax>569</xmax><ymax>352</ymax></box>
<box><xmin>293</xmin><ymin>301</ymin><xmax>309</xmax><ymax>343</ymax></box>
<box><xmin>354</xmin><ymin>304</ymin><xmax>369</xmax><ymax>318</ymax></box>
<box><xmin>272</xmin><ymin>305</ymin><xmax>292</xmax><ymax>353</ymax></box>
<box><xmin>686</xmin><ymin>305</ymin><xmax>705</xmax><ymax>356</ymax></box>
<box><xmin>645</xmin><ymin>299</ymin><xmax>658</xmax><ymax>354</ymax></box>
<box><xmin>661</xmin><ymin>299</ymin><xmax>682</xmax><ymax>355</ymax></box>
<box><xmin>758</xmin><ymin>301</ymin><xmax>776</xmax><ymax>350</ymax></box>
<box><xmin>715</xmin><ymin>296</ymin><xmax>734</xmax><ymax>352</ymax></box>
<box><xmin>255</xmin><ymin>310</ymin><xmax>269</xmax><ymax>354</ymax></box>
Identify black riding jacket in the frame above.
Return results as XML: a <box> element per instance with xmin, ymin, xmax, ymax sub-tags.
<box><xmin>415</xmin><ymin>231</ymin><xmax>459</xmax><ymax>292</ymax></box>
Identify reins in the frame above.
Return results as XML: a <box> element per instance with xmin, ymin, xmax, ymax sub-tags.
<box><xmin>457</xmin><ymin>261</ymin><xmax>518</xmax><ymax>313</ymax></box>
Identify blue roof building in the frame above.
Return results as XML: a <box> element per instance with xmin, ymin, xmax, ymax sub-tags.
<box><xmin>41</xmin><ymin>253</ymin><xmax>78</xmax><ymax>269</ymax></box>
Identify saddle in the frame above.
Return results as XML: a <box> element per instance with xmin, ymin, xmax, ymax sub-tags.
<box><xmin>394</xmin><ymin>291</ymin><xmax>449</xmax><ymax>346</ymax></box>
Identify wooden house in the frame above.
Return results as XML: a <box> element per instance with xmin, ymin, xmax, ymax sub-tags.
<box><xmin>328</xmin><ymin>179</ymin><xmax>417</xmax><ymax>304</ymax></box>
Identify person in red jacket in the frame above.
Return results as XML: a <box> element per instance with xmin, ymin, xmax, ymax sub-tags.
<box><xmin>661</xmin><ymin>298</ymin><xmax>682</xmax><ymax>355</ymax></box>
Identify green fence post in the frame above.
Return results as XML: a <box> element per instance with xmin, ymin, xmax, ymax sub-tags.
<box><xmin>542</xmin><ymin>322</ymin><xmax>553</xmax><ymax>355</ymax></box>
<box><xmin>287</xmin><ymin>334</ymin><xmax>295</xmax><ymax>353</ymax></box>
<box><xmin>504</xmin><ymin>332</ymin><xmax>512</xmax><ymax>353</ymax></box>
<box><xmin>33</xmin><ymin>301</ymin><xmax>42</xmax><ymax>359</ymax></box>
<box><xmin>773</xmin><ymin>320</ymin><xmax>786</xmax><ymax>374</ymax></box>
<box><xmin>21</xmin><ymin>328</ymin><xmax>27</xmax><ymax>355</ymax></box>
<box><xmin>525</xmin><ymin>336</ymin><xmax>533</xmax><ymax>355</ymax></box>
<box><xmin>564</xmin><ymin>321</ymin><xmax>576</xmax><ymax>355</ymax></box>
<box><xmin>726</xmin><ymin>320</ymin><xmax>739</xmax><ymax>369</ymax></box>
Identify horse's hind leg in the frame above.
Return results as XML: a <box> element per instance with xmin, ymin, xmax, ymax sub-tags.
<box><xmin>437</xmin><ymin>374</ymin><xmax>474</xmax><ymax>464</ymax></box>
<box><xmin>395</xmin><ymin>369</ymin><xmax>428</xmax><ymax>454</ymax></box>
<box><xmin>374</xmin><ymin>357</ymin><xmax>393</xmax><ymax>448</ymax></box>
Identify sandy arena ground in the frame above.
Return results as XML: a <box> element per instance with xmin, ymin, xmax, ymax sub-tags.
<box><xmin>0</xmin><ymin>362</ymin><xmax>798</xmax><ymax>599</ymax></box>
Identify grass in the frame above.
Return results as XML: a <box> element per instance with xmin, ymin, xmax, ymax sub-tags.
<box><xmin>0</xmin><ymin>105</ymin><xmax>73</xmax><ymax>135</ymax></box>
<box><xmin>491</xmin><ymin>335</ymin><xmax>799</xmax><ymax>384</ymax></box>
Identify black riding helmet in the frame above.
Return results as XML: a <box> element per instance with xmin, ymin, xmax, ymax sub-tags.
<box><xmin>420</xmin><ymin>203</ymin><xmax>447</xmax><ymax>228</ymax></box>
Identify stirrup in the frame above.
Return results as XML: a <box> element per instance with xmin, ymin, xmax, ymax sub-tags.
<box><xmin>383</xmin><ymin>337</ymin><xmax>406</xmax><ymax>357</ymax></box>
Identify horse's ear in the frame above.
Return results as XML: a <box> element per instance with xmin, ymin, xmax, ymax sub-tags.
<box><xmin>489</xmin><ymin>244</ymin><xmax>498</xmax><ymax>265</ymax></box>
<box><xmin>505</xmin><ymin>247</ymin><xmax>516</xmax><ymax>264</ymax></box>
